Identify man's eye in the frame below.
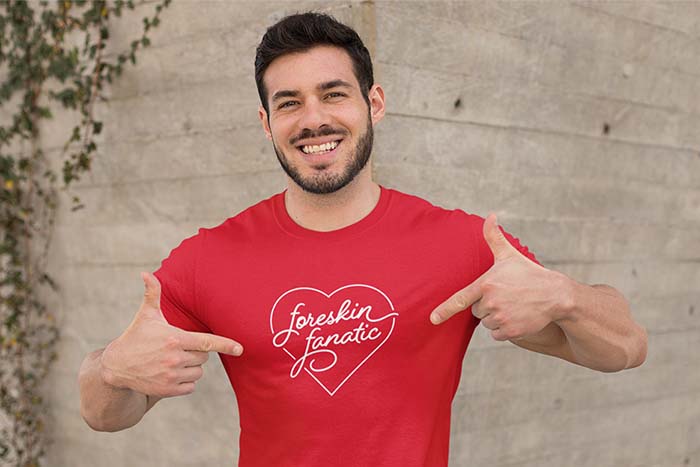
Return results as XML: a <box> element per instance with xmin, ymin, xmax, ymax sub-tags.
<box><xmin>279</xmin><ymin>101</ymin><xmax>297</xmax><ymax>109</ymax></box>
<box><xmin>326</xmin><ymin>92</ymin><xmax>345</xmax><ymax>99</ymax></box>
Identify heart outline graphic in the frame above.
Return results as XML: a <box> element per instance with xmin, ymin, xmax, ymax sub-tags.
<box><xmin>269</xmin><ymin>284</ymin><xmax>397</xmax><ymax>396</ymax></box>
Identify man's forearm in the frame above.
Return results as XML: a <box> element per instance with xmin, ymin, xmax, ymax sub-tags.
<box><xmin>554</xmin><ymin>282</ymin><xmax>648</xmax><ymax>372</ymax></box>
<box><xmin>78</xmin><ymin>348</ymin><xmax>148</xmax><ymax>432</ymax></box>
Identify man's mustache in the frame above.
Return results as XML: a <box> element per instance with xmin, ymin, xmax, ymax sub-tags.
<box><xmin>291</xmin><ymin>127</ymin><xmax>348</xmax><ymax>145</ymax></box>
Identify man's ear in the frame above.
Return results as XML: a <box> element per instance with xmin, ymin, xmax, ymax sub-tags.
<box><xmin>258</xmin><ymin>105</ymin><xmax>272</xmax><ymax>140</ymax></box>
<box><xmin>368</xmin><ymin>84</ymin><xmax>385</xmax><ymax>126</ymax></box>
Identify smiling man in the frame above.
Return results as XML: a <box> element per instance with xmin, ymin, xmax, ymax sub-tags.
<box><xmin>78</xmin><ymin>11</ymin><xmax>648</xmax><ymax>467</ymax></box>
<box><xmin>265</xmin><ymin>70</ymin><xmax>374</xmax><ymax>195</ymax></box>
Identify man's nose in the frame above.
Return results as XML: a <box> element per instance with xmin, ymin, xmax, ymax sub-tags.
<box><xmin>297</xmin><ymin>97</ymin><xmax>329</xmax><ymax>131</ymax></box>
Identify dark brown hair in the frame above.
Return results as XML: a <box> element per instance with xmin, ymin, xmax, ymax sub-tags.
<box><xmin>255</xmin><ymin>11</ymin><xmax>374</xmax><ymax>115</ymax></box>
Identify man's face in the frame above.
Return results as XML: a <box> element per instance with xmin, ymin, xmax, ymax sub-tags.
<box><xmin>258</xmin><ymin>45</ymin><xmax>384</xmax><ymax>194</ymax></box>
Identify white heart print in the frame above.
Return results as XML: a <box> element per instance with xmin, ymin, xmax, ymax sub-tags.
<box><xmin>270</xmin><ymin>284</ymin><xmax>398</xmax><ymax>396</ymax></box>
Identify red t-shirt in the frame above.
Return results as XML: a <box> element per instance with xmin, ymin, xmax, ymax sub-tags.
<box><xmin>153</xmin><ymin>184</ymin><xmax>539</xmax><ymax>467</ymax></box>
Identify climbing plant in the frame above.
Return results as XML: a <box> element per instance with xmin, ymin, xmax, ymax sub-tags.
<box><xmin>0</xmin><ymin>0</ymin><xmax>170</xmax><ymax>465</ymax></box>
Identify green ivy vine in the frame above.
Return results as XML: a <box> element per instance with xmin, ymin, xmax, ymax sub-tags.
<box><xmin>0</xmin><ymin>1</ymin><xmax>170</xmax><ymax>465</ymax></box>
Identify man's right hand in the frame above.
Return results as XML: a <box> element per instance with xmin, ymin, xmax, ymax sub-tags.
<box><xmin>99</xmin><ymin>271</ymin><xmax>243</xmax><ymax>398</ymax></box>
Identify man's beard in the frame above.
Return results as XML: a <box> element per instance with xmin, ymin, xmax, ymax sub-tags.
<box><xmin>271</xmin><ymin>112</ymin><xmax>374</xmax><ymax>195</ymax></box>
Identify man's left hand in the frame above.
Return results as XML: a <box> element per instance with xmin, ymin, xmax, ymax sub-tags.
<box><xmin>429</xmin><ymin>213</ymin><xmax>571</xmax><ymax>342</ymax></box>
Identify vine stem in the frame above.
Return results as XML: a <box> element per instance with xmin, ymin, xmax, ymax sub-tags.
<box><xmin>18</xmin><ymin>2</ymin><xmax>37</xmax><ymax>461</ymax></box>
<box><xmin>80</xmin><ymin>14</ymin><xmax>104</xmax><ymax>167</ymax></box>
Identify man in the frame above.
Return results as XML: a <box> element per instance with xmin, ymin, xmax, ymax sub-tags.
<box><xmin>78</xmin><ymin>11</ymin><xmax>647</xmax><ymax>466</ymax></box>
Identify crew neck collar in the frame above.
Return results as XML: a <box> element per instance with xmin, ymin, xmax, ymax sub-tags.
<box><xmin>273</xmin><ymin>184</ymin><xmax>392</xmax><ymax>241</ymax></box>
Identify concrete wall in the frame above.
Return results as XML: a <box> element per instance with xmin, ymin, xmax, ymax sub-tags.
<box><xmin>38</xmin><ymin>1</ymin><xmax>698</xmax><ymax>466</ymax></box>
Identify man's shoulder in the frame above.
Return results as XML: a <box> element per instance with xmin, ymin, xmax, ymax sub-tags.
<box><xmin>387</xmin><ymin>186</ymin><xmax>484</xmax><ymax>226</ymax></box>
<box><xmin>207</xmin><ymin>192</ymin><xmax>284</xmax><ymax>228</ymax></box>
<box><xmin>202</xmin><ymin>189</ymin><xmax>282</xmax><ymax>235</ymax></box>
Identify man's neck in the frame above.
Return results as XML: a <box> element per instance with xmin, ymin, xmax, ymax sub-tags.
<box><xmin>284</xmin><ymin>178</ymin><xmax>381</xmax><ymax>232</ymax></box>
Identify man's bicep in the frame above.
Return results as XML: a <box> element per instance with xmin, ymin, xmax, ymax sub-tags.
<box><xmin>153</xmin><ymin>269</ymin><xmax>210</xmax><ymax>333</ymax></box>
<box><xmin>152</xmin><ymin>229</ymin><xmax>210</xmax><ymax>334</ymax></box>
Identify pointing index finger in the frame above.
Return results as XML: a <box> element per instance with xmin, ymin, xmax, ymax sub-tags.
<box><xmin>430</xmin><ymin>275</ymin><xmax>485</xmax><ymax>325</ymax></box>
<box><xmin>180</xmin><ymin>331</ymin><xmax>244</xmax><ymax>356</ymax></box>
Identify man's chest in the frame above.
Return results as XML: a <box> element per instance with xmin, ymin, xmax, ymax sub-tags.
<box><xmin>198</xmin><ymin>234</ymin><xmax>480</xmax><ymax>397</ymax></box>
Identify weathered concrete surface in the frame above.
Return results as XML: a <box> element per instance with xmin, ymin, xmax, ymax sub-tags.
<box><xmin>34</xmin><ymin>1</ymin><xmax>699</xmax><ymax>466</ymax></box>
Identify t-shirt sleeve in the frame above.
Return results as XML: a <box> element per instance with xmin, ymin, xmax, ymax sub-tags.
<box><xmin>474</xmin><ymin>216</ymin><xmax>542</xmax><ymax>272</ymax></box>
<box><xmin>152</xmin><ymin>228</ymin><xmax>211</xmax><ymax>333</ymax></box>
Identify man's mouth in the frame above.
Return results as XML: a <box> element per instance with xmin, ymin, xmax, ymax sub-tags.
<box><xmin>296</xmin><ymin>139</ymin><xmax>343</xmax><ymax>156</ymax></box>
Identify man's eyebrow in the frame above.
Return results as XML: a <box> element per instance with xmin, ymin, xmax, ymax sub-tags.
<box><xmin>271</xmin><ymin>89</ymin><xmax>299</xmax><ymax>103</ymax></box>
<box><xmin>271</xmin><ymin>79</ymin><xmax>354</xmax><ymax>104</ymax></box>
<box><xmin>317</xmin><ymin>79</ymin><xmax>353</xmax><ymax>92</ymax></box>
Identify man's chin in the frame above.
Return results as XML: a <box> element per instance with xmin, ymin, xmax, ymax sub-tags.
<box><xmin>295</xmin><ymin>176</ymin><xmax>351</xmax><ymax>195</ymax></box>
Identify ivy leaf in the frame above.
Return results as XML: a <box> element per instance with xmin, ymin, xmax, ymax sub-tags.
<box><xmin>69</xmin><ymin>125</ymin><xmax>80</xmax><ymax>142</ymax></box>
<box><xmin>47</xmin><ymin>54</ymin><xmax>76</xmax><ymax>82</ymax></box>
<box><xmin>37</xmin><ymin>42</ymin><xmax>53</xmax><ymax>60</ymax></box>
<box><xmin>51</xmin><ymin>88</ymin><xmax>77</xmax><ymax>109</ymax></box>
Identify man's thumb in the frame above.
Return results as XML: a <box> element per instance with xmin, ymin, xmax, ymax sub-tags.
<box><xmin>483</xmin><ymin>213</ymin><xmax>517</xmax><ymax>261</ymax></box>
<box><xmin>140</xmin><ymin>271</ymin><xmax>163</xmax><ymax>317</ymax></box>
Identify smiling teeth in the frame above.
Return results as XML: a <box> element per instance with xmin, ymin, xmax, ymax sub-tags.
<box><xmin>302</xmin><ymin>140</ymin><xmax>339</xmax><ymax>154</ymax></box>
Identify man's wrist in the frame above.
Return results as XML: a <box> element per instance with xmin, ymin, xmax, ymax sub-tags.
<box><xmin>551</xmin><ymin>271</ymin><xmax>584</xmax><ymax>324</ymax></box>
<box><xmin>98</xmin><ymin>345</ymin><xmax>130</xmax><ymax>392</ymax></box>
